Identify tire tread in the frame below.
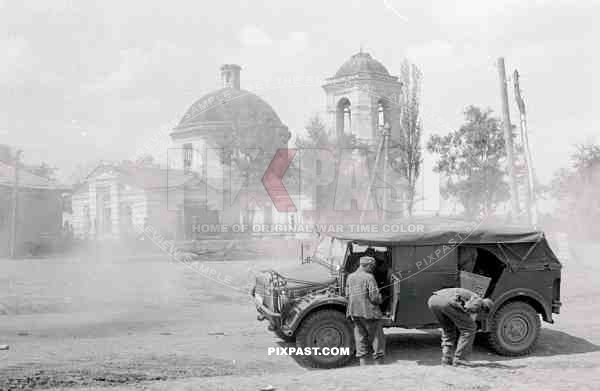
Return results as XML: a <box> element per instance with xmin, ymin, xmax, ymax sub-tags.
<box><xmin>487</xmin><ymin>301</ymin><xmax>541</xmax><ymax>356</ymax></box>
<box><xmin>295</xmin><ymin>309</ymin><xmax>354</xmax><ymax>368</ymax></box>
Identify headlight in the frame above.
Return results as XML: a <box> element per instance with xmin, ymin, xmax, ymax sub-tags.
<box><xmin>277</xmin><ymin>289</ymin><xmax>288</xmax><ymax>312</ymax></box>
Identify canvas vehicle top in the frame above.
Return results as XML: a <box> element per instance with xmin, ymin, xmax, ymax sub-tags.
<box><xmin>252</xmin><ymin>219</ymin><xmax>563</xmax><ymax>368</ymax></box>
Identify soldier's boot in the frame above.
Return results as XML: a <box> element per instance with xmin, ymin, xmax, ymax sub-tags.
<box><xmin>359</xmin><ymin>358</ymin><xmax>369</xmax><ymax>366</ymax></box>
<box><xmin>441</xmin><ymin>347</ymin><xmax>453</xmax><ymax>366</ymax></box>
<box><xmin>453</xmin><ymin>358</ymin><xmax>472</xmax><ymax>367</ymax></box>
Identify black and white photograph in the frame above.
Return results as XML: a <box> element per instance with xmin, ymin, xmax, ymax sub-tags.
<box><xmin>1</xmin><ymin>1</ymin><xmax>598</xmax><ymax>390</ymax></box>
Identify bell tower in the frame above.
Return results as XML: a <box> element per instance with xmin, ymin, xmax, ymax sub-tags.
<box><xmin>323</xmin><ymin>52</ymin><xmax>402</xmax><ymax>142</ymax></box>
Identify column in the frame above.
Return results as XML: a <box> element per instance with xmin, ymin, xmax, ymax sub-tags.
<box><xmin>110</xmin><ymin>181</ymin><xmax>120</xmax><ymax>237</ymax></box>
<box><xmin>89</xmin><ymin>181</ymin><xmax>97</xmax><ymax>236</ymax></box>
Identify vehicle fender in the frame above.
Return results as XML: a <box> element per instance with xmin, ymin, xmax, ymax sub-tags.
<box><xmin>283</xmin><ymin>295</ymin><xmax>348</xmax><ymax>335</ymax></box>
<box><xmin>486</xmin><ymin>288</ymin><xmax>552</xmax><ymax>329</ymax></box>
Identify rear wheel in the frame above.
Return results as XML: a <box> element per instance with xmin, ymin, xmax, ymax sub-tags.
<box><xmin>487</xmin><ymin>301</ymin><xmax>541</xmax><ymax>356</ymax></box>
<box><xmin>295</xmin><ymin>310</ymin><xmax>354</xmax><ymax>368</ymax></box>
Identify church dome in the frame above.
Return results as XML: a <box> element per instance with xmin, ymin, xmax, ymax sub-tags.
<box><xmin>334</xmin><ymin>52</ymin><xmax>390</xmax><ymax>77</ymax></box>
<box><xmin>176</xmin><ymin>87</ymin><xmax>284</xmax><ymax>128</ymax></box>
<box><xmin>172</xmin><ymin>64</ymin><xmax>291</xmax><ymax>148</ymax></box>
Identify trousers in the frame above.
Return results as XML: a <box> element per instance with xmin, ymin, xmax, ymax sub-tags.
<box><xmin>352</xmin><ymin>317</ymin><xmax>385</xmax><ymax>360</ymax></box>
<box><xmin>427</xmin><ymin>294</ymin><xmax>477</xmax><ymax>360</ymax></box>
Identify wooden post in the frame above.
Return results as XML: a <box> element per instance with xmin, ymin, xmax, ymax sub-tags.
<box><xmin>514</xmin><ymin>69</ymin><xmax>538</xmax><ymax>225</ymax></box>
<box><xmin>360</xmin><ymin>127</ymin><xmax>385</xmax><ymax>224</ymax></box>
<box><xmin>382</xmin><ymin>123</ymin><xmax>391</xmax><ymax>221</ymax></box>
<box><xmin>9</xmin><ymin>150</ymin><xmax>22</xmax><ymax>258</ymax></box>
<box><xmin>497</xmin><ymin>58</ymin><xmax>520</xmax><ymax>220</ymax></box>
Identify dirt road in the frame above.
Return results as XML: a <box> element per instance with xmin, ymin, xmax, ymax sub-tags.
<box><xmin>1</xmin><ymin>242</ymin><xmax>599</xmax><ymax>390</ymax></box>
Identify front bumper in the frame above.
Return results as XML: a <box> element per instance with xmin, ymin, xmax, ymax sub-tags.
<box><xmin>254</xmin><ymin>295</ymin><xmax>281</xmax><ymax>328</ymax></box>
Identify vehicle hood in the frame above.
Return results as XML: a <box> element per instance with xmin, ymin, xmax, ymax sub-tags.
<box><xmin>272</xmin><ymin>263</ymin><xmax>337</xmax><ymax>286</ymax></box>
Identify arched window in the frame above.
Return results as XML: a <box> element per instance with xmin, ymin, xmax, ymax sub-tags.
<box><xmin>336</xmin><ymin>98</ymin><xmax>351</xmax><ymax>137</ymax></box>
<box><xmin>377</xmin><ymin>99</ymin><xmax>387</xmax><ymax>129</ymax></box>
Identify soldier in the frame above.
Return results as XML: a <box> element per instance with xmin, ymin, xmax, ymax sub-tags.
<box><xmin>427</xmin><ymin>288</ymin><xmax>494</xmax><ymax>366</ymax></box>
<box><xmin>345</xmin><ymin>256</ymin><xmax>385</xmax><ymax>365</ymax></box>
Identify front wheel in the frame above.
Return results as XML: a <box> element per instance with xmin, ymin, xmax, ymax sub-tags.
<box><xmin>295</xmin><ymin>310</ymin><xmax>354</xmax><ymax>368</ymax></box>
<box><xmin>487</xmin><ymin>301</ymin><xmax>541</xmax><ymax>356</ymax></box>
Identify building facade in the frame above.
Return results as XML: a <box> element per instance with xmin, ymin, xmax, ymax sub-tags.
<box><xmin>70</xmin><ymin>163</ymin><xmax>188</xmax><ymax>240</ymax></box>
<box><xmin>0</xmin><ymin>161</ymin><xmax>66</xmax><ymax>256</ymax></box>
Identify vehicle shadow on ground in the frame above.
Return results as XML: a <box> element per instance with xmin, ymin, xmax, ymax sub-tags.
<box><xmin>280</xmin><ymin>327</ymin><xmax>600</xmax><ymax>370</ymax></box>
<box><xmin>386</xmin><ymin>328</ymin><xmax>600</xmax><ymax>368</ymax></box>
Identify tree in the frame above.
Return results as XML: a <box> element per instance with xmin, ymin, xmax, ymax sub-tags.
<box><xmin>551</xmin><ymin>143</ymin><xmax>600</xmax><ymax>239</ymax></box>
<box><xmin>396</xmin><ymin>60</ymin><xmax>423</xmax><ymax>215</ymax></box>
<box><xmin>0</xmin><ymin>144</ymin><xmax>13</xmax><ymax>163</ymax></box>
<box><xmin>30</xmin><ymin>162</ymin><xmax>57</xmax><ymax>180</ymax></box>
<box><xmin>214</xmin><ymin>108</ymin><xmax>291</xmax><ymax>181</ymax></box>
<box><xmin>295</xmin><ymin>115</ymin><xmax>371</xmax><ymax>218</ymax></box>
<box><xmin>295</xmin><ymin>115</ymin><xmax>333</xmax><ymax>210</ymax></box>
<box><xmin>427</xmin><ymin>106</ymin><xmax>509</xmax><ymax>218</ymax></box>
<box><xmin>572</xmin><ymin>143</ymin><xmax>600</xmax><ymax>172</ymax></box>
<box><xmin>297</xmin><ymin>115</ymin><xmax>329</xmax><ymax>149</ymax></box>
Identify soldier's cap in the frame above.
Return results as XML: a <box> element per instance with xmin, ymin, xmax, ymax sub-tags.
<box><xmin>465</xmin><ymin>297</ymin><xmax>494</xmax><ymax>312</ymax></box>
<box><xmin>481</xmin><ymin>298</ymin><xmax>494</xmax><ymax>311</ymax></box>
<box><xmin>465</xmin><ymin>297</ymin><xmax>483</xmax><ymax>312</ymax></box>
<box><xmin>359</xmin><ymin>256</ymin><xmax>376</xmax><ymax>266</ymax></box>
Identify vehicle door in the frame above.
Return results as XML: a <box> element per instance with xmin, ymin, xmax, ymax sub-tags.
<box><xmin>393</xmin><ymin>245</ymin><xmax>458</xmax><ymax>327</ymax></box>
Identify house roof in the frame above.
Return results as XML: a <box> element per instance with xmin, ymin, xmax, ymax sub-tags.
<box><xmin>73</xmin><ymin>162</ymin><xmax>203</xmax><ymax>193</ymax></box>
<box><xmin>0</xmin><ymin>160</ymin><xmax>67</xmax><ymax>190</ymax></box>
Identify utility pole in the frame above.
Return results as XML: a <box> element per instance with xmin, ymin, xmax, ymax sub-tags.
<box><xmin>360</xmin><ymin>123</ymin><xmax>391</xmax><ymax>224</ymax></box>
<box><xmin>9</xmin><ymin>150</ymin><xmax>22</xmax><ymax>258</ymax></box>
<box><xmin>497</xmin><ymin>57</ymin><xmax>520</xmax><ymax>221</ymax></box>
<box><xmin>382</xmin><ymin>123</ymin><xmax>391</xmax><ymax>221</ymax></box>
<box><xmin>513</xmin><ymin>69</ymin><xmax>538</xmax><ymax>225</ymax></box>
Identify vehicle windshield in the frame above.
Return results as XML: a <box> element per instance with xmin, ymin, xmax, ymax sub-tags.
<box><xmin>311</xmin><ymin>236</ymin><xmax>347</xmax><ymax>270</ymax></box>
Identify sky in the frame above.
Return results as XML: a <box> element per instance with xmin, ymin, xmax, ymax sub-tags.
<box><xmin>1</xmin><ymin>0</ymin><xmax>598</xmax><ymax>185</ymax></box>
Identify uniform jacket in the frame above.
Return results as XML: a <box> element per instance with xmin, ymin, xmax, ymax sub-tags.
<box><xmin>433</xmin><ymin>287</ymin><xmax>481</xmax><ymax>312</ymax></box>
<box><xmin>345</xmin><ymin>268</ymin><xmax>383</xmax><ymax>319</ymax></box>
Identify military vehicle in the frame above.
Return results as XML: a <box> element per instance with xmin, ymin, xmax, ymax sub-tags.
<box><xmin>252</xmin><ymin>222</ymin><xmax>562</xmax><ymax>368</ymax></box>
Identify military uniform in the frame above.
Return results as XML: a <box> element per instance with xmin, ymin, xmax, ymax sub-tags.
<box><xmin>427</xmin><ymin>288</ymin><xmax>484</xmax><ymax>364</ymax></box>
<box><xmin>345</xmin><ymin>258</ymin><xmax>385</xmax><ymax>362</ymax></box>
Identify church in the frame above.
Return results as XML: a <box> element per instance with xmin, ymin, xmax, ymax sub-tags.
<box><xmin>68</xmin><ymin>52</ymin><xmax>420</xmax><ymax>241</ymax></box>
<box><xmin>168</xmin><ymin>51</ymin><xmax>408</xmax><ymax>237</ymax></box>
<box><xmin>69</xmin><ymin>52</ymin><xmax>410</xmax><ymax>241</ymax></box>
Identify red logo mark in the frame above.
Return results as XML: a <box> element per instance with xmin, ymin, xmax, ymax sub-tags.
<box><xmin>262</xmin><ymin>149</ymin><xmax>297</xmax><ymax>212</ymax></box>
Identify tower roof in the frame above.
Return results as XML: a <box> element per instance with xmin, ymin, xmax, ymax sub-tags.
<box><xmin>334</xmin><ymin>52</ymin><xmax>390</xmax><ymax>77</ymax></box>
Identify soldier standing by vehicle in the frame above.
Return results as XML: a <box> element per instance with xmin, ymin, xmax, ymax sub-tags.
<box><xmin>345</xmin><ymin>256</ymin><xmax>385</xmax><ymax>365</ymax></box>
<box><xmin>427</xmin><ymin>288</ymin><xmax>493</xmax><ymax>366</ymax></box>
